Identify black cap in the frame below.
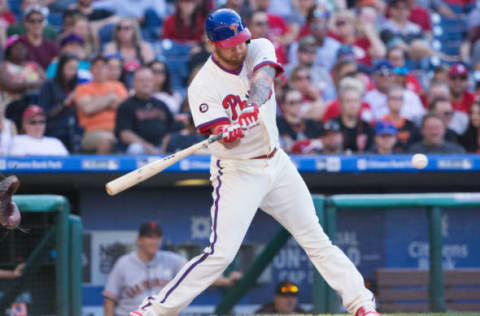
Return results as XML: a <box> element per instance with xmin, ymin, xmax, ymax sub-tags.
<box><xmin>139</xmin><ymin>221</ymin><xmax>163</xmax><ymax>237</ymax></box>
<box><xmin>275</xmin><ymin>280</ymin><xmax>299</xmax><ymax>296</ymax></box>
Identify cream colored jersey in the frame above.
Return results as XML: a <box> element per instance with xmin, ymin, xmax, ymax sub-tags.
<box><xmin>188</xmin><ymin>38</ymin><xmax>283</xmax><ymax>160</ymax></box>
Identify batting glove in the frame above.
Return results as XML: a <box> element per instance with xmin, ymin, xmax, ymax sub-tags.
<box><xmin>238</xmin><ymin>103</ymin><xmax>259</xmax><ymax>128</ymax></box>
<box><xmin>218</xmin><ymin>124</ymin><xmax>244</xmax><ymax>143</ymax></box>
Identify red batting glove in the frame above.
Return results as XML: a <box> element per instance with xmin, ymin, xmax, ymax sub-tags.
<box><xmin>217</xmin><ymin>124</ymin><xmax>244</xmax><ymax>143</ymax></box>
<box><xmin>238</xmin><ymin>103</ymin><xmax>259</xmax><ymax>128</ymax></box>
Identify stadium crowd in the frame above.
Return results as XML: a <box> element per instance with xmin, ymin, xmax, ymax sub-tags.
<box><xmin>0</xmin><ymin>0</ymin><xmax>480</xmax><ymax>156</ymax></box>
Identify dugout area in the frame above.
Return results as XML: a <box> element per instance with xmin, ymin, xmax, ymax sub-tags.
<box><xmin>0</xmin><ymin>195</ymin><xmax>82</xmax><ymax>316</ymax></box>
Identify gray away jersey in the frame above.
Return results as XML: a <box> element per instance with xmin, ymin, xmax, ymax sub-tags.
<box><xmin>103</xmin><ymin>250</ymin><xmax>187</xmax><ymax>316</ymax></box>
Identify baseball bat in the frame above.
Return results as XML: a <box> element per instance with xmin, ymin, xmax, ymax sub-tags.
<box><xmin>105</xmin><ymin>134</ymin><xmax>222</xmax><ymax>196</ymax></box>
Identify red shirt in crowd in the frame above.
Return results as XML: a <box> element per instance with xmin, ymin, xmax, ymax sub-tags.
<box><xmin>409</xmin><ymin>6</ymin><xmax>432</xmax><ymax>32</ymax></box>
<box><xmin>267</xmin><ymin>14</ymin><xmax>289</xmax><ymax>38</ymax></box>
<box><xmin>162</xmin><ymin>14</ymin><xmax>205</xmax><ymax>43</ymax></box>
<box><xmin>1</xmin><ymin>11</ymin><xmax>16</xmax><ymax>25</ymax></box>
<box><xmin>322</xmin><ymin>100</ymin><xmax>373</xmax><ymax>123</ymax></box>
<box><xmin>451</xmin><ymin>91</ymin><xmax>476</xmax><ymax>113</ymax></box>
<box><xmin>330</xmin><ymin>32</ymin><xmax>373</xmax><ymax>66</ymax></box>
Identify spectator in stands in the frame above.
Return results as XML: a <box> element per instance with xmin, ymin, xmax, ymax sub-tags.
<box><xmin>91</xmin><ymin>0</ymin><xmax>167</xmax><ymax>21</ymax></box>
<box><xmin>0</xmin><ymin>0</ymin><xmax>15</xmax><ymax>27</ymax></box>
<box><xmin>370</xmin><ymin>121</ymin><xmax>398</xmax><ymax>154</ymax></box>
<box><xmin>330</xmin><ymin>9</ymin><xmax>386</xmax><ymax>66</ymax></box>
<box><xmin>39</xmin><ymin>53</ymin><xmax>81</xmax><ymax>153</ymax></box>
<box><xmin>115</xmin><ymin>68</ymin><xmax>178</xmax><ymax>155</ymax></box>
<box><xmin>289</xmin><ymin>6</ymin><xmax>341</xmax><ymax>70</ymax></box>
<box><xmin>284</xmin><ymin>36</ymin><xmax>335</xmax><ymax>102</ymax></box>
<box><xmin>46</xmin><ymin>33</ymin><xmax>92</xmax><ymax>84</ymax></box>
<box><xmin>319</xmin><ymin>120</ymin><xmax>344</xmax><ymax>154</ymax></box>
<box><xmin>103</xmin><ymin>222</ymin><xmax>187</xmax><ymax>316</ymax></box>
<box><xmin>247</xmin><ymin>10</ymin><xmax>287</xmax><ymax>64</ymax></box>
<box><xmin>0</xmin><ymin>0</ymin><xmax>16</xmax><ymax>48</ymax></box>
<box><xmin>406</xmin><ymin>0</ymin><xmax>432</xmax><ymax>37</ymax></box>
<box><xmin>287</xmin><ymin>0</ymin><xmax>316</xmax><ymax>37</ymax></box>
<box><xmin>18</xmin><ymin>6</ymin><xmax>58</xmax><ymax>70</ymax></box>
<box><xmin>336</xmin><ymin>84</ymin><xmax>374</xmax><ymax>153</ymax></box>
<box><xmin>9</xmin><ymin>105</ymin><xmax>69</xmax><ymax>156</ymax></box>
<box><xmin>68</xmin><ymin>0</ymin><xmax>115</xmax><ymax>24</ymax></box>
<box><xmin>380</xmin><ymin>0</ymin><xmax>426</xmax><ymax>51</ymax></box>
<box><xmin>459</xmin><ymin>102</ymin><xmax>480</xmax><ymax>153</ymax></box>
<box><xmin>162</xmin><ymin>114</ymin><xmax>206</xmax><ymax>153</ymax></box>
<box><xmin>104</xmin><ymin>18</ymin><xmax>154</xmax><ymax>68</ymax></box>
<box><xmin>388</xmin><ymin>46</ymin><xmax>422</xmax><ymax>94</ymax></box>
<box><xmin>60</xmin><ymin>12</ymin><xmax>98</xmax><ymax>57</ymax></box>
<box><xmin>0</xmin><ymin>94</ymin><xmax>17</xmax><ymax>155</ymax></box>
<box><xmin>7</xmin><ymin>0</ymin><xmax>57</xmax><ymax>41</ymax></box>
<box><xmin>288</xmin><ymin>65</ymin><xmax>326</xmax><ymax>121</ymax></box>
<box><xmin>106</xmin><ymin>54</ymin><xmax>127</xmax><ymax>88</ymax></box>
<box><xmin>277</xmin><ymin>88</ymin><xmax>323</xmax><ymax>154</ymax></box>
<box><xmin>430</xmin><ymin>97</ymin><xmax>462</xmax><ymax>143</ymax></box>
<box><xmin>250</xmin><ymin>0</ymin><xmax>296</xmax><ymax>47</ymax></box>
<box><xmin>431</xmin><ymin>64</ymin><xmax>449</xmax><ymax>83</ymax></box>
<box><xmin>408</xmin><ymin>114</ymin><xmax>466</xmax><ymax>154</ymax></box>
<box><xmin>74</xmin><ymin>55</ymin><xmax>128</xmax><ymax>154</ymax></box>
<box><xmin>222</xmin><ymin>0</ymin><xmax>251</xmax><ymax>18</ymax></box>
<box><xmin>322</xmin><ymin>76</ymin><xmax>373</xmax><ymax>124</ymax></box>
<box><xmin>149</xmin><ymin>60</ymin><xmax>183</xmax><ymax>115</ymax></box>
<box><xmin>448</xmin><ymin>64</ymin><xmax>475</xmax><ymax>113</ymax></box>
<box><xmin>424</xmin><ymin>81</ymin><xmax>469</xmax><ymax>135</ymax></box>
<box><xmin>161</xmin><ymin>0</ymin><xmax>208</xmax><ymax>44</ymax></box>
<box><xmin>0</xmin><ymin>35</ymin><xmax>45</xmax><ymax>131</ymax></box>
<box><xmin>365</xmin><ymin>60</ymin><xmax>424</xmax><ymax>125</ymax></box>
<box><xmin>103</xmin><ymin>221</ymin><xmax>241</xmax><ymax>316</ymax></box>
<box><xmin>382</xmin><ymin>85</ymin><xmax>420</xmax><ymax>152</ymax></box>
<box><xmin>256</xmin><ymin>280</ymin><xmax>306</xmax><ymax>314</ymax></box>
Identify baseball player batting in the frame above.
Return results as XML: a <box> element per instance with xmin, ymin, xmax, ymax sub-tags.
<box><xmin>131</xmin><ymin>9</ymin><xmax>379</xmax><ymax>316</ymax></box>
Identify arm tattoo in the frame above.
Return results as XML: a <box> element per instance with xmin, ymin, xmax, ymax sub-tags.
<box><xmin>248</xmin><ymin>65</ymin><xmax>276</xmax><ymax>106</ymax></box>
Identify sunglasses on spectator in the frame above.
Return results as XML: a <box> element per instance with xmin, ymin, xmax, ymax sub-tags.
<box><xmin>27</xmin><ymin>119</ymin><xmax>46</xmax><ymax>125</ymax></box>
<box><xmin>335</xmin><ymin>20</ymin><xmax>347</xmax><ymax>27</ymax></box>
<box><xmin>450</xmin><ymin>75</ymin><xmax>467</xmax><ymax>81</ymax></box>
<box><xmin>27</xmin><ymin>18</ymin><xmax>44</xmax><ymax>24</ymax></box>
<box><xmin>286</xmin><ymin>99</ymin><xmax>302</xmax><ymax>105</ymax></box>
<box><xmin>440</xmin><ymin>111</ymin><xmax>453</xmax><ymax>116</ymax></box>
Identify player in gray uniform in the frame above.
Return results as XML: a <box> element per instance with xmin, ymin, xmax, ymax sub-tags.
<box><xmin>104</xmin><ymin>222</ymin><xmax>187</xmax><ymax>316</ymax></box>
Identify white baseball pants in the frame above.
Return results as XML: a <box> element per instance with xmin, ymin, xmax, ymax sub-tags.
<box><xmin>147</xmin><ymin>149</ymin><xmax>375</xmax><ymax>315</ymax></box>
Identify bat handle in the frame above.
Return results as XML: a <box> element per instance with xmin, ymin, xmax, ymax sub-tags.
<box><xmin>208</xmin><ymin>133</ymin><xmax>223</xmax><ymax>144</ymax></box>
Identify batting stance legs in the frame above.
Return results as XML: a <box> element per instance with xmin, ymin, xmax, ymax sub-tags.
<box><xmin>136</xmin><ymin>149</ymin><xmax>375</xmax><ymax>315</ymax></box>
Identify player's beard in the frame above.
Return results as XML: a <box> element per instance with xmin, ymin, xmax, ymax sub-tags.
<box><xmin>214</xmin><ymin>46</ymin><xmax>247</xmax><ymax>69</ymax></box>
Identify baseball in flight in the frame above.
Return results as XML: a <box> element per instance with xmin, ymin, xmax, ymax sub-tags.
<box><xmin>412</xmin><ymin>153</ymin><xmax>428</xmax><ymax>169</ymax></box>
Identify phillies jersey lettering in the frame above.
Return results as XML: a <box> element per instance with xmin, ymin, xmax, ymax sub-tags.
<box><xmin>189</xmin><ymin>38</ymin><xmax>282</xmax><ymax>159</ymax></box>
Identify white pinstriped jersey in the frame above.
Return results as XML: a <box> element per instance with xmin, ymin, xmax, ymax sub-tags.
<box><xmin>188</xmin><ymin>38</ymin><xmax>282</xmax><ymax>160</ymax></box>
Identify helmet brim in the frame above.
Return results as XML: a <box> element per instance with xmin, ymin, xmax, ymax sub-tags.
<box><xmin>214</xmin><ymin>28</ymin><xmax>251</xmax><ymax>49</ymax></box>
